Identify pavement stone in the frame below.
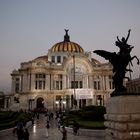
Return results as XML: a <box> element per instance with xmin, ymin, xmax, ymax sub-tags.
<box><xmin>0</xmin><ymin>114</ymin><xmax>105</xmax><ymax>140</ymax></box>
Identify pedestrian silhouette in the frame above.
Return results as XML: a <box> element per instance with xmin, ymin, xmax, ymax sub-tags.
<box><xmin>24</xmin><ymin>128</ymin><xmax>29</xmax><ymax>140</ymax></box>
<box><xmin>73</xmin><ymin>121</ymin><xmax>80</xmax><ymax>135</ymax></box>
<box><xmin>60</xmin><ymin>126</ymin><xmax>67</xmax><ymax>140</ymax></box>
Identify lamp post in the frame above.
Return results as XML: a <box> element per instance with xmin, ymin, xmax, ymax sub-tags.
<box><xmin>97</xmin><ymin>95</ymin><xmax>102</xmax><ymax>106</ymax></box>
<box><xmin>59</xmin><ymin>98</ymin><xmax>62</xmax><ymax>113</ymax></box>
<box><xmin>73</xmin><ymin>55</ymin><xmax>77</xmax><ymax>108</ymax></box>
<box><xmin>55</xmin><ymin>99</ymin><xmax>62</xmax><ymax>113</ymax></box>
<box><xmin>55</xmin><ymin>97</ymin><xmax>67</xmax><ymax>113</ymax></box>
<box><xmin>66</xmin><ymin>95</ymin><xmax>70</xmax><ymax>113</ymax></box>
<box><xmin>55</xmin><ymin>100</ymin><xmax>59</xmax><ymax>111</ymax></box>
<box><xmin>62</xmin><ymin>100</ymin><xmax>66</xmax><ymax>112</ymax></box>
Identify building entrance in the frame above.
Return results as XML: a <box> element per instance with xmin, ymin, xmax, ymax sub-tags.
<box><xmin>36</xmin><ymin>97</ymin><xmax>45</xmax><ymax>112</ymax></box>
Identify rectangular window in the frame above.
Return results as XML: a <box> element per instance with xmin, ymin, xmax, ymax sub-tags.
<box><xmin>35</xmin><ymin>81</ymin><xmax>37</xmax><ymax>89</ymax></box>
<box><xmin>39</xmin><ymin>81</ymin><xmax>42</xmax><ymax>89</ymax></box>
<box><xmin>79</xmin><ymin>81</ymin><xmax>83</xmax><ymax>88</ymax></box>
<box><xmin>94</xmin><ymin>81</ymin><xmax>100</xmax><ymax>90</ymax></box>
<box><xmin>56</xmin><ymin>81</ymin><xmax>59</xmax><ymax>90</ymax></box>
<box><xmin>57</xmin><ymin>56</ymin><xmax>61</xmax><ymax>63</ymax></box>
<box><xmin>52</xmin><ymin>56</ymin><xmax>55</xmax><ymax>63</ymax></box>
<box><xmin>98</xmin><ymin>81</ymin><xmax>100</xmax><ymax>90</ymax></box>
<box><xmin>43</xmin><ymin>81</ymin><xmax>45</xmax><ymax>89</ymax></box>
<box><xmin>60</xmin><ymin>81</ymin><xmax>62</xmax><ymax>89</ymax></box>
<box><xmin>71</xmin><ymin>81</ymin><xmax>79</xmax><ymax>89</ymax></box>
<box><xmin>16</xmin><ymin>78</ymin><xmax>20</xmax><ymax>81</ymax></box>
<box><xmin>15</xmin><ymin>83</ymin><xmax>19</xmax><ymax>93</ymax></box>
<box><xmin>36</xmin><ymin>74</ymin><xmax>38</xmax><ymax>78</ymax></box>
<box><xmin>55</xmin><ymin>81</ymin><xmax>62</xmax><ymax>90</ymax></box>
<box><xmin>94</xmin><ymin>81</ymin><xmax>97</xmax><ymax>89</ymax></box>
<box><xmin>35</xmin><ymin>73</ymin><xmax>46</xmax><ymax>90</ymax></box>
<box><xmin>75</xmin><ymin>81</ymin><xmax>78</xmax><ymax>88</ymax></box>
<box><xmin>138</xmin><ymin>86</ymin><xmax>140</xmax><ymax>92</ymax></box>
<box><xmin>71</xmin><ymin>81</ymin><xmax>74</xmax><ymax>89</ymax></box>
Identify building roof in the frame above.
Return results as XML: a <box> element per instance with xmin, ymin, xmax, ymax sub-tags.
<box><xmin>34</xmin><ymin>55</ymin><xmax>48</xmax><ymax>61</ymax></box>
<box><xmin>91</xmin><ymin>58</ymin><xmax>101</xmax><ymax>64</ymax></box>
<box><xmin>50</xmin><ymin>29</ymin><xmax>84</xmax><ymax>53</ymax></box>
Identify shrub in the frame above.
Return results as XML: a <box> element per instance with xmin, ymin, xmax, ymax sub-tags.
<box><xmin>0</xmin><ymin>111</ymin><xmax>32</xmax><ymax>130</ymax></box>
<box><xmin>80</xmin><ymin>106</ymin><xmax>106</xmax><ymax>121</ymax></box>
<box><xmin>64</xmin><ymin>105</ymin><xmax>106</xmax><ymax>129</ymax></box>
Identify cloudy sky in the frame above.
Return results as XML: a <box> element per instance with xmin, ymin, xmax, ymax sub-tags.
<box><xmin>0</xmin><ymin>0</ymin><xmax>140</xmax><ymax>93</ymax></box>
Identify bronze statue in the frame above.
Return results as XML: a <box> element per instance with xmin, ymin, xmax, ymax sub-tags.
<box><xmin>93</xmin><ymin>30</ymin><xmax>139</xmax><ymax>94</ymax></box>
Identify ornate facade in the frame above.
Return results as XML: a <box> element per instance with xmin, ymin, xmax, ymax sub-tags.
<box><xmin>126</xmin><ymin>78</ymin><xmax>140</xmax><ymax>93</ymax></box>
<box><xmin>10</xmin><ymin>30</ymin><xmax>114</xmax><ymax>111</ymax></box>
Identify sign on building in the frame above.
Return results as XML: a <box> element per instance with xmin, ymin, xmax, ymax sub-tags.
<box><xmin>75</xmin><ymin>89</ymin><xmax>93</xmax><ymax>99</ymax></box>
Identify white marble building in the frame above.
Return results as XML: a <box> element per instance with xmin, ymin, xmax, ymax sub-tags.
<box><xmin>10</xmin><ymin>30</ymin><xmax>114</xmax><ymax>111</ymax></box>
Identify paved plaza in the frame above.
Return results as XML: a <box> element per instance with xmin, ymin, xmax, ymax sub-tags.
<box><xmin>0</xmin><ymin>114</ymin><xmax>105</xmax><ymax>140</ymax></box>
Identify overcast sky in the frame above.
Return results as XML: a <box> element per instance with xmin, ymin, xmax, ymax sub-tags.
<box><xmin>0</xmin><ymin>0</ymin><xmax>140</xmax><ymax>93</ymax></box>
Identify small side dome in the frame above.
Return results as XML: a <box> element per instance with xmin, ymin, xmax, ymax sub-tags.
<box><xmin>91</xmin><ymin>58</ymin><xmax>101</xmax><ymax>64</ymax></box>
<box><xmin>50</xmin><ymin>29</ymin><xmax>84</xmax><ymax>53</ymax></box>
<box><xmin>34</xmin><ymin>55</ymin><xmax>48</xmax><ymax>61</ymax></box>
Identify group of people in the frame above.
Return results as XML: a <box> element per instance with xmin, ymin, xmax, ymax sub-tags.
<box><xmin>45</xmin><ymin>110</ymin><xmax>80</xmax><ymax>140</ymax></box>
<box><xmin>59</xmin><ymin>121</ymin><xmax>79</xmax><ymax>140</ymax></box>
<box><xmin>13</xmin><ymin>110</ymin><xmax>80</xmax><ymax>140</ymax></box>
<box><xmin>45</xmin><ymin>110</ymin><xmax>68</xmax><ymax>140</ymax></box>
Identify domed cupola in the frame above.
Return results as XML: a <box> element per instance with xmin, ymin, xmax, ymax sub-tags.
<box><xmin>50</xmin><ymin>29</ymin><xmax>84</xmax><ymax>53</ymax></box>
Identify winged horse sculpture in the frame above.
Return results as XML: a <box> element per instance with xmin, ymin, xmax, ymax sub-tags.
<box><xmin>93</xmin><ymin>29</ymin><xmax>139</xmax><ymax>94</ymax></box>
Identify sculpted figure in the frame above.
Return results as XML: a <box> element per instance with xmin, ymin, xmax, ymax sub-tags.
<box><xmin>93</xmin><ymin>30</ymin><xmax>139</xmax><ymax>94</ymax></box>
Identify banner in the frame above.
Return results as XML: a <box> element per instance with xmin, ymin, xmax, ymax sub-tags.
<box><xmin>75</xmin><ymin>89</ymin><xmax>93</xmax><ymax>99</ymax></box>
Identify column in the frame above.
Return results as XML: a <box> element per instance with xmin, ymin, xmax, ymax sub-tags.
<box><xmin>88</xmin><ymin>75</ymin><xmax>93</xmax><ymax>89</ymax></box>
<box><xmin>105</xmin><ymin>76</ymin><xmax>109</xmax><ymax>90</ymax></box>
<box><xmin>31</xmin><ymin>74</ymin><xmax>35</xmax><ymax>91</ymax></box>
<box><xmin>22</xmin><ymin>73</ymin><xmax>28</xmax><ymax>92</ymax></box>
<box><xmin>101</xmin><ymin>76</ymin><xmax>105</xmax><ymax>90</ymax></box>
<box><xmin>11</xmin><ymin>77</ymin><xmax>15</xmax><ymax>93</ymax></box>
<box><xmin>46</xmin><ymin>74</ymin><xmax>50</xmax><ymax>90</ymax></box>
<box><xmin>63</xmin><ymin>74</ymin><xmax>66</xmax><ymax>89</ymax></box>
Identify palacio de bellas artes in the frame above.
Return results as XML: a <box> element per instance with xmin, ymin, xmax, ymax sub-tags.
<box><xmin>7</xmin><ymin>30</ymin><xmax>114</xmax><ymax>112</ymax></box>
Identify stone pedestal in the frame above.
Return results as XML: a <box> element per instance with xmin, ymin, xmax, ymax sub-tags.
<box><xmin>104</xmin><ymin>95</ymin><xmax>140</xmax><ymax>140</ymax></box>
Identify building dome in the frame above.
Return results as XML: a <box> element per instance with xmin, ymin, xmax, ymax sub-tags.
<box><xmin>50</xmin><ymin>30</ymin><xmax>84</xmax><ymax>53</ymax></box>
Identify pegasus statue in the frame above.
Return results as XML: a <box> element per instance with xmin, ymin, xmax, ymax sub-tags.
<box><xmin>93</xmin><ymin>29</ymin><xmax>139</xmax><ymax>94</ymax></box>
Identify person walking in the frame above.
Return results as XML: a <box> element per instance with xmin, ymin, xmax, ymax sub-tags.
<box><xmin>16</xmin><ymin>119</ymin><xmax>24</xmax><ymax>140</ymax></box>
<box><xmin>17</xmin><ymin>127</ymin><xmax>24</xmax><ymax>140</ymax></box>
<box><xmin>45</xmin><ymin>120</ymin><xmax>50</xmax><ymax>137</ymax></box>
<box><xmin>57</xmin><ymin>117</ymin><xmax>61</xmax><ymax>129</ymax></box>
<box><xmin>60</xmin><ymin>126</ymin><xmax>67</xmax><ymax>140</ymax></box>
<box><xmin>73</xmin><ymin>122</ymin><xmax>79</xmax><ymax>135</ymax></box>
<box><xmin>23</xmin><ymin>128</ymin><xmax>30</xmax><ymax>140</ymax></box>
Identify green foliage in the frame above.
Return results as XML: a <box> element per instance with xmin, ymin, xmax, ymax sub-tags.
<box><xmin>64</xmin><ymin>105</ymin><xmax>106</xmax><ymax>129</ymax></box>
<box><xmin>69</xmin><ymin>105</ymin><xmax>106</xmax><ymax>121</ymax></box>
<box><xmin>80</xmin><ymin>105</ymin><xmax>106</xmax><ymax>121</ymax></box>
<box><xmin>0</xmin><ymin>111</ymin><xmax>32</xmax><ymax>130</ymax></box>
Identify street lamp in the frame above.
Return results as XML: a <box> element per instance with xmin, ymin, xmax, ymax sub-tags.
<box><xmin>59</xmin><ymin>98</ymin><xmax>62</xmax><ymax>113</ymax></box>
<box><xmin>62</xmin><ymin>100</ymin><xmax>66</xmax><ymax>111</ymax></box>
<box><xmin>97</xmin><ymin>95</ymin><xmax>102</xmax><ymax>106</ymax></box>
<box><xmin>55</xmin><ymin>101</ymin><xmax>59</xmax><ymax>110</ymax></box>
<box><xmin>55</xmin><ymin>97</ymin><xmax>67</xmax><ymax>113</ymax></box>
<box><xmin>73</xmin><ymin>55</ymin><xmax>77</xmax><ymax>108</ymax></box>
